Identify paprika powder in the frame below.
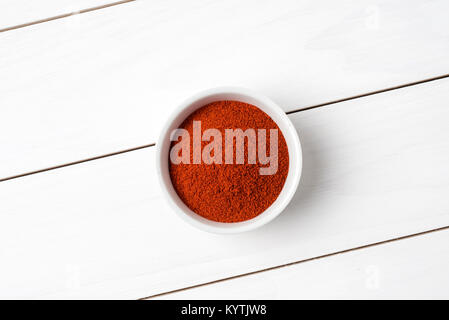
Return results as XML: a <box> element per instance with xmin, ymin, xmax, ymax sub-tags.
<box><xmin>169</xmin><ymin>100</ymin><xmax>289</xmax><ymax>223</ymax></box>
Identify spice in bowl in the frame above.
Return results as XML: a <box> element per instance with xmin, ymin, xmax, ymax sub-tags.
<box><xmin>168</xmin><ymin>100</ymin><xmax>289</xmax><ymax>223</ymax></box>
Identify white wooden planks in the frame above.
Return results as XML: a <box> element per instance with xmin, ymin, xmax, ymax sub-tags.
<box><xmin>0</xmin><ymin>78</ymin><xmax>448</xmax><ymax>299</ymax></box>
<box><xmin>2</xmin><ymin>0</ymin><xmax>449</xmax><ymax>178</ymax></box>
<box><xmin>157</xmin><ymin>228</ymin><xmax>449</xmax><ymax>300</ymax></box>
<box><xmin>0</xmin><ymin>1</ymin><xmax>123</xmax><ymax>31</ymax></box>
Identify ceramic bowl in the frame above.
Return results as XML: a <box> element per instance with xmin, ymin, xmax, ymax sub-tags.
<box><xmin>156</xmin><ymin>87</ymin><xmax>302</xmax><ymax>233</ymax></box>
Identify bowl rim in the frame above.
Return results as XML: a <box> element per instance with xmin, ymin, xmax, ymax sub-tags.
<box><xmin>156</xmin><ymin>86</ymin><xmax>302</xmax><ymax>233</ymax></box>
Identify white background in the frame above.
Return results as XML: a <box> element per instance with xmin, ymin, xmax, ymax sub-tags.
<box><xmin>1</xmin><ymin>0</ymin><xmax>448</xmax><ymax>299</ymax></box>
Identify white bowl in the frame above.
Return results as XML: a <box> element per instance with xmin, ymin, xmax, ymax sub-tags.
<box><xmin>156</xmin><ymin>87</ymin><xmax>302</xmax><ymax>233</ymax></box>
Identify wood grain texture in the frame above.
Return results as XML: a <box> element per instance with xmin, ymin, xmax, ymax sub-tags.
<box><xmin>1</xmin><ymin>79</ymin><xmax>448</xmax><ymax>299</ymax></box>
<box><xmin>1</xmin><ymin>0</ymin><xmax>449</xmax><ymax>178</ymax></box>
<box><xmin>156</xmin><ymin>228</ymin><xmax>449</xmax><ymax>299</ymax></box>
<box><xmin>0</xmin><ymin>0</ymin><xmax>121</xmax><ymax>31</ymax></box>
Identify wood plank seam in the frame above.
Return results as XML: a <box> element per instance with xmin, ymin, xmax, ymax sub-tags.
<box><xmin>0</xmin><ymin>143</ymin><xmax>155</xmax><ymax>182</ymax></box>
<box><xmin>142</xmin><ymin>224</ymin><xmax>449</xmax><ymax>299</ymax></box>
<box><xmin>286</xmin><ymin>73</ymin><xmax>449</xmax><ymax>114</ymax></box>
<box><xmin>1</xmin><ymin>72</ymin><xmax>449</xmax><ymax>183</ymax></box>
<box><xmin>0</xmin><ymin>0</ymin><xmax>136</xmax><ymax>33</ymax></box>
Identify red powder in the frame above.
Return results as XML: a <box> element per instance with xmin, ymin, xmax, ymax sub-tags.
<box><xmin>169</xmin><ymin>100</ymin><xmax>289</xmax><ymax>222</ymax></box>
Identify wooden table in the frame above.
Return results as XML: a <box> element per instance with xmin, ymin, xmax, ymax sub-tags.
<box><xmin>1</xmin><ymin>0</ymin><xmax>448</xmax><ymax>299</ymax></box>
